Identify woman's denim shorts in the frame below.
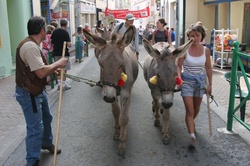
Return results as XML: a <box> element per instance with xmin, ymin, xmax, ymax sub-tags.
<box><xmin>181</xmin><ymin>81</ymin><xmax>206</xmax><ymax>98</ymax></box>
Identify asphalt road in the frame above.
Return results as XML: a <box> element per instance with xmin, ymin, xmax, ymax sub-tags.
<box><xmin>4</xmin><ymin>45</ymin><xmax>250</xmax><ymax>166</ymax></box>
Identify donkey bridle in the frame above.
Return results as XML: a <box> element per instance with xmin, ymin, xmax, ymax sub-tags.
<box><xmin>160</xmin><ymin>88</ymin><xmax>181</xmax><ymax>93</ymax></box>
<box><xmin>101</xmin><ymin>80</ymin><xmax>121</xmax><ymax>95</ymax></box>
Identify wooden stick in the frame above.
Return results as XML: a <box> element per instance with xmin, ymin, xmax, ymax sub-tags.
<box><xmin>207</xmin><ymin>93</ymin><xmax>213</xmax><ymax>136</ymax></box>
<box><xmin>53</xmin><ymin>41</ymin><xmax>66</xmax><ymax>166</ymax></box>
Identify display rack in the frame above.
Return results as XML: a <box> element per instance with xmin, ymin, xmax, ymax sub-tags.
<box><xmin>212</xmin><ymin>28</ymin><xmax>238</xmax><ymax>69</ymax></box>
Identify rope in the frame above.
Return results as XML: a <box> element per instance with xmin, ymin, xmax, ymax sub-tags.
<box><xmin>138</xmin><ymin>61</ymin><xmax>143</xmax><ymax>69</ymax></box>
<box><xmin>64</xmin><ymin>73</ymin><xmax>100</xmax><ymax>87</ymax></box>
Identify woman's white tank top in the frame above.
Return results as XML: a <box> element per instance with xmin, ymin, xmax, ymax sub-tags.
<box><xmin>183</xmin><ymin>46</ymin><xmax>206</xmax><ymax>75</ymax></box>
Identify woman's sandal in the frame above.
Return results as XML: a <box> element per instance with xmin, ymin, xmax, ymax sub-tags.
<box><xmin>187</xmin><ymin>137</ymin><xmax>196</xmax><ymax>150</ymax></box>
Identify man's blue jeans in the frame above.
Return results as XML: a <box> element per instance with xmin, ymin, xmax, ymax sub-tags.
<box><xmin>139</xmin><ymin>35</ymin><xmax>143</xmax><ymax>44</ymax></box>
<box><xmin>15</xmin><ymin>86</ymin><xmax>53</xmax><ymax>166</ymax></box>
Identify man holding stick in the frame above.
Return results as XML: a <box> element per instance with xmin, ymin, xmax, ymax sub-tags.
<box><xmin>15</xmin><ymin>16</ymin><xmax>68</xmax><ymax>166</ymax></box>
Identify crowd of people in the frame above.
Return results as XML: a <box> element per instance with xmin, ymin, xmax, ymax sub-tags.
<box><xmin>15</xmin><ymin>13</ymin><xmax>211</xmax><ymax>166</ymax></box>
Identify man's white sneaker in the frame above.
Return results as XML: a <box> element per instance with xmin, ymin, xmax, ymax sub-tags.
<box><xmin>64</xmin><ymin>84</ymin><xmax>71</xmax><ymax>90</ymax></box>
<box><xmin>57</xmin><ymin>84</ymin><xmax>71</xmax><ymax>91</ymax></box>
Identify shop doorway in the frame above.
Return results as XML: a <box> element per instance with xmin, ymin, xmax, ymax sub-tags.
<box><xmin>242</xmin><ymin>3</ymin><xmax>250</xmax><ymax>50</ymax></box>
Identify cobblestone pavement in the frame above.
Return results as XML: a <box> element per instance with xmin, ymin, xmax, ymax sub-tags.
<box><xmin>212</xmin><ymin>68</ymin><xmax>250</xmax><ymax>125</ymax></box>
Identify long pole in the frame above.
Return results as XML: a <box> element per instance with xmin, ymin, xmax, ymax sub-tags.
<box><xmin>53</xmin><ymin>41</ymin><xmax>66</xmax><ymax>166</ymax></box>
<box><xmin>207</xmin><ymin>93</ymin><xmax>213</xmax><ymax>136</ymax></box>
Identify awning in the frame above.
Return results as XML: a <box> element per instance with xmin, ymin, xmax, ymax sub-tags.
<box><xmin>50</xmin><ymin>0</ymin><xmax>59</xmax><ymax>10</ymax></box>
<box><xmin>204</xmin><ymin>0</ymin><xmax>241</xmax><ymax>5</ymax></box>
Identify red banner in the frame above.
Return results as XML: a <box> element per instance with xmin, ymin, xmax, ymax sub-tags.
<box><xmin>51</xmin><ymin>11</ymin><xmax>68</xmax><ymax>19</ymax></box>
<box><xmin>105</xmin><ymin>6</ymin><xmax>150</xmax><ymax>19</ymax></box>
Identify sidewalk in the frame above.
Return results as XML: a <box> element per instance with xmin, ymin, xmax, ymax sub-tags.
<box><xmin>0</xmin><ymin>47</ymin><xmax>250</xmax><ymax>165</ymax></box>
<box><xmin>0</xmin><ymin>47</ymin><xmax>96</xmax><ymax>165</ymax></box>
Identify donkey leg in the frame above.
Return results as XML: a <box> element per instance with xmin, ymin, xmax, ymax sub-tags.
<box><xmin>162</xmin><ymin>109</ymin><xmax>170</xmax><ymax>145</ymax></box>
<box><xmin>118</xmin><ymin>96</ymin><xmax>131</xmax><ymax>156</ymax></box>
<box><xmin>152</xmin><ymin>95</ymin><xmax>161</xmax><ymax>127</ymax></box>
<box><xmin>112</xmin><ymin>100</ymin><xmax>120</xmax><ymax>141</ymax></box>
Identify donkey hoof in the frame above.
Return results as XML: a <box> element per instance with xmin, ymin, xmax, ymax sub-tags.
<box><xmin>118</xmin><ymin>149</ymin><xmax>125</xmax><ymax>157</ymax></box>
<box><xmin>162</xmin><ymin>137</ymin><xmax>170</xmax><ymax>145</ymax></box>
<box><xmin>118</xmin><ymin>143</ymin><xmax>126</xmax><ymax>157</ymax></box>
<box><xmin>154</xmin><ymin>120</ymin><xmax>160</xmax><ymax>127</ymax></box>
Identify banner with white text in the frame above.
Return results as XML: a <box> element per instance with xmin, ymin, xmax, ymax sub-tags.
<box><xmin>104</xmin><ymin>6</ymin><xmax>150</xmax><ymax>19</ymax></box>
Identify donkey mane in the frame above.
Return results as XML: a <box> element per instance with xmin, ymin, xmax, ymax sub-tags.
<box><xmin>160</xmin><ymin>45</ymin><xmax>174</xmax><ymax>60</ymax></box>
<box><xmin>111</xmin><ymin>34</ymin><xmax>118</xmax><ymax>43</ymax></box>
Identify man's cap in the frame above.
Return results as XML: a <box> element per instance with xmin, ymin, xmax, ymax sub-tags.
<box><xmin>125</xmin><ymin>13</ymin><xmax>136</xmax><ymax>20</ymax></box>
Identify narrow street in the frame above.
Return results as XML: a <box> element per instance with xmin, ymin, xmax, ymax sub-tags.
<box><xmin>3</xmin><ymin>45</ymin><xmax>250</xmax><ymax>166</ymax></box>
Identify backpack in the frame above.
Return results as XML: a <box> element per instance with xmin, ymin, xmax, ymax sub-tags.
<box><xmin>154</xmin><ymin>30</ymin><xmax>168</xmax><ymax>42</ymax></box>
<box><xmin>117</xmin><ymin>22</ymin><xmax>135</xmax><ymax>42</ymax></box>
<box><xmin>117</xmin><ymin>22</ymin><xmax>124</xmax><ymax>34</ymax></box>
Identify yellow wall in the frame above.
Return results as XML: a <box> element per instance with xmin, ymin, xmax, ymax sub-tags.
<box><xmin>185</xmin><ymin>0</ymin><xmax>249</xmax><ymax>44</ymax></box>
<box><xmin>218</xmin><ymin>3</ymin><xmax>228</xmax><ymax>29</ymax></box>
<box><xmin>185</xmin><ymin>0</ymin><xmax>199</xmax><ymax>28</ymax></box>
<box><xmin>231</xmin><ymin>2</ymin><xmax>244</xmax><ymax>43</ymax></box>
<box><xmin>198</xmin><ymin>2</ymin><xmax>215</xmax><ymax>45</ymax></box>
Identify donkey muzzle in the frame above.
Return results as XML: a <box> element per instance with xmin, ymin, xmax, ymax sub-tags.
<box><xmin>103</xmin><ymin>96</ymin><xmax>115</xmax><ymax>103</ymax></box>
<box><xmin>162</xmin><ymin>102</ymin><xmax>173</xmax><ymax>109</ymax></box>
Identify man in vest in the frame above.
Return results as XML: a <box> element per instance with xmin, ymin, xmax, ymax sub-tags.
<box><xmin>112</xmin><ymin>13</ymin><xmax>140</xmax><ymax>60</ymax></box>
<box><xmin>15</xmin><ymin>16</ymin><xmax>68</xmax><ymax>166</ymax></box>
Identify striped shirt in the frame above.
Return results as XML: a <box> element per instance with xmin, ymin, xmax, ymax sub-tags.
<box><xmin>183</xmin><ymin>46</ymin><xmax>206</xmax><ymax>75</ymax></box>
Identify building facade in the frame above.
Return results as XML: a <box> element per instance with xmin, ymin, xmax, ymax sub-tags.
<box><xmin>0</xmin><ymin>0</ymin><xmax>33</xmax><ymax>78</ymax></box>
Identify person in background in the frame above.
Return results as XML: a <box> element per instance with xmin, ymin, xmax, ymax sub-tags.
<box><xmin>15</xmin><ymin>16</ymin><xmax>68</xmax><ymax>166</ymax></box>
<box><xmin>42</xmin><ymin>25</ymin><xmax>55</xmax><ymax>61</ymax></box>
<box><xmin>72</xmin><ymin>25</ymin><xmax>85</xmax><ymax>63</ymax></box>
<box><xmin>83</xmin><ymin>23</ymin><xmax>90</xmax><ymax>56</ymax></box>
<box><xmin>138</xmin><ymin>25</ymin><xmax>144</xmax><ymax>45</ymax></box>
<box><xmin>42</xmin><ymin>25</ymin><xmax>55</xmax><ymax>84</ymax></box>
<box><xmin>51</xmin><ymin>18</ymin><xmax>72</xmax><ymax>91</ymax></box>
<box><xmin>151</xmin><ymin>18</ymin><xmax>172</xmax><ymax>45</ymax></box>
<box><xmin>143</xmin><ymin>25</ymin><xmax>150</xmax><ymax>41</ymax></box>
<box><xmin>99</xmin><ymin>23</ymin><xmax>105</xmax><ymax>31</ymax></box>
<box><xmin>91</xmin><ymin>24</ymin><xmax>98</xmax><ymax>35</ymax></box>
<box><xmin>177</xmin><ymin>23</ymin><xmax>212</xmax><ymax>150</ymax></box>
<box><xmin>147</xmin><ymin>24</ymin><xmax>155</xmax><ymax>41</ymax></box>
<box><xmin>83</xmin><ymin>23</ymin><xmax>91</xmax><ymax>33</ymax></box>
<box><xmin>170</xmin><ymin>27</ymin><xmax>175</xmax><ymax>45</ymax></box>
<box><xmin>166</xmin><ymin>27</ymin><xmax>169</xmax><ymax>32</ymax></box>
<box><xmin>112</xmin><ymin>13</ymin><xmax>140</xmax><ymax>60</ymax></box>
<box><xmin>50</xmin><ymin>21</ymin><xmax>58</xmax><ymax>29</ymax></box>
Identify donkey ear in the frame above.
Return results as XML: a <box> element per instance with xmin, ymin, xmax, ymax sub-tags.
<box><xmin>117</xmin><ymin>25</ymin><xmax>135</xmax><ymax>48</ymax></box>
<box><xmin>173</xmin><ymin>38</ymin><xmax>194</xmax><ymax>58</ymax></box>
<box><xmin>142</xmin><ymin>39</ymin><xmax>160</xmax><ymax>59</ymax></box>
<box><xmin>83</xmin><ymin>29</ymin><xmax>106</xmax><ymax>48</ymax></box>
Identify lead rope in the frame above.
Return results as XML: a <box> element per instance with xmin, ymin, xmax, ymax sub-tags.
<box><xmin>64</xmin><ymin>73</ymin><xmax>100</xmax><ymax>87</ymax></box>
<box><xmin>138</xmin><ymin>60</ymin><xmax>144</xmax><ymax>70</ymax></box>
